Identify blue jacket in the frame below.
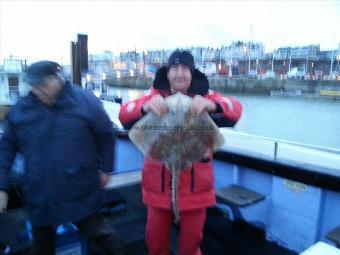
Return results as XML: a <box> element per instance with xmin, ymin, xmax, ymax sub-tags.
<box><xmin>0</xmin><ymin>81</ymin><xmax>115</xmax><ymax>226</ymax></box>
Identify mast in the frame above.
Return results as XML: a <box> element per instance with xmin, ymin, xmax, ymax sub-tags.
<box><xmin>330</xmin><ymin>48</ymin><xmax>334</xmax><ymax>76</ymax></box>
<box><xmin>288</xmin><ymin>48</ymin><xmax>292</xmax><ymax>71</ymax></box>
<box><xmin>248</xmin><ymin>25</ymin><xmax>252</xmax><ymax>72</ymax></box>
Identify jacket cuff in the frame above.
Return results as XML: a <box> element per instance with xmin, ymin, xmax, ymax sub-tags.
<box><xmin>214</xmin><ymin>102</ymin><xmax>223</xmax><ymax>113</ymax></box>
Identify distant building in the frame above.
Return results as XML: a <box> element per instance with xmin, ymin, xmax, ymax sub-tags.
<box><xmin>83</xmin><ymin>40</ymin><xmax>339</xmax><ymax>79</ymax></box>
<box><xmin>276</xmin><ymin>45</ymin><xmax>320</xmax><ymax>60</ymax></box>
<box><xmin>89</xmin><ymin>51</ymin><xmax>114</xmax><ymax>77</ymax></box>
<box><xmin>0</xmin><ymin>56</ymin><xmax>29</xmax><ymax>105</ymax></box>
<box><xmin>220</xmin><ymin>41</ymin><xmax>265</xmax><ymax>61</ymax></box>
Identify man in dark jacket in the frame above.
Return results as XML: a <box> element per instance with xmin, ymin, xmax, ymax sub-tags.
<box><xmin>0</xmin><ymin>61</ymin><xmax>121</xmax><ymax>255</ymax></box>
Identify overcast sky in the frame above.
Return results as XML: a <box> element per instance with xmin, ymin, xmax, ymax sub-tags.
<box><xmin>0</xmin><ymin>0</ymin><xmax>339</xmax><ymax>64</ymax></box>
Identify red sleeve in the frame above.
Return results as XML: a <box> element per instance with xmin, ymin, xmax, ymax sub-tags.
<box><xmin>118</xmin><ymin>94</ymin><xmax>150</xmax><ymax>130</ymax></box>
<box><xmin>204</xmin><ymin>91</ymin><xmax>243</xmax><ymax>127</ymax></box>
<box><xmin>119</xmin><ymin>88</ymin><xmax>165</xmax><ymax>129</ymax></box>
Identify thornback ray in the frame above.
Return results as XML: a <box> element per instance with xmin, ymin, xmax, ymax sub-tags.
<box><xmin>128</xmin><ymin>92</ymin><xmax>225</xmax><ymax>223</ymax></box>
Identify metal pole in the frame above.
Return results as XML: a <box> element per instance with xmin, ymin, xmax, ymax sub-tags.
<box><xmin>219</xmin><ymin>48</ymin><xmax>222</xmax><ymax>68</ymax></box>
<box><xmin>306</xmin><ymin>51</ymin><xmax>309</xmax><ymax>75</ymax></box>
<box><xmin>249</xmin><ymin>25</ymin><xmax>252</xmax><ymax>72</ymax></box>
<box><xmin>248</xmin><ymin>43</ymin><xmax>251</xmax><ymax>72</ymax></box>
<box><xmin>288</xmin><ymin>48</ymin><xmax>292</xmax><ymax>71</ymax></box>
<box><xmin>274</xmin><ymin>142</ymin><xmax>278</xmax><ymax>161</ymax></box>
<box><xmin>143</xmin><ymin>51</ymin><xmax>146</xmax><ymax>77</ymax></box>
<box><xmin>256</xmin><ymin>50</ymin><xmax>259</xmax><ymax>73</ymax></box>
<box><xmin>322</xmin><ymin>57</ymin><xmax>325</xmax><ymax>80</ymax></box>
<box><xmin>330</xmin><ymin>49</ymin><xmax>334</xmax><ymax>76</ymax></box>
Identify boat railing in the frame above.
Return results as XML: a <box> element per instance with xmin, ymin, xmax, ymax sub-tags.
<box><xmin>111</xmin><ymin>124</ymin><xmax>340</xmax><ymax>178</ymax></box>
<box><xmin>220</xmin><ymin>128</ymin><xmax>340</xmax><ymax>176</ymax></box>
<box><xmin>2</xmin><ymin>99</ymin><xmax>339</xmax><ymax>178</ymax></box>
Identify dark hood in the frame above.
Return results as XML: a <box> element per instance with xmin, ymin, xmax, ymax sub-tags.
<box><xmin>153</xmin><ymin>66</ymin><xmax>209</xmax><ymax>96</ymax></box>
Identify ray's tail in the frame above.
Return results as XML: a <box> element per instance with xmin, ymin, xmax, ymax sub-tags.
<box><xmin>171</xmin><ymin>167</ymin><xmax>180</xmax><ymax>224</ymax></box>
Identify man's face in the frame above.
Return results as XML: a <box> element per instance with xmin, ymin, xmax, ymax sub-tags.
<box><xmin>31</xmin><ymin>75</ymin><xmax>63</xmax><ymax>106</ymax></box>
<box><xmin>167</xmin><ymin>64</ymin><xmax>192</xmax><ymax>93</ymax></box>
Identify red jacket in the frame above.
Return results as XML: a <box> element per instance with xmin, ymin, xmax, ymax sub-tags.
<box><xmin>119</xmin><ymin>68</ymin><xmax>242</xmax><ymax>211</ymax></box>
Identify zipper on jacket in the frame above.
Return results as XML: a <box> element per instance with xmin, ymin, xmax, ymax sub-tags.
<box><xmin>161</xmin><ymin>165</ymin><xmax>165</xmax><ymax>192</ymax></box>
<box><xmin>191</xmin><ymin>166</ymin><xmax>195</xmax><ymax>192</ymax></box>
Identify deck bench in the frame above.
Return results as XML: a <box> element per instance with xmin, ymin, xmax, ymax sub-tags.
<box><xmin>215</xmin><ymin>184</ymin><xmax>265</xmax><ymax>220</ymax></box>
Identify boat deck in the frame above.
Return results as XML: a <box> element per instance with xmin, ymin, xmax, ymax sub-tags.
<box><xmin>1</xmin><ymin>183</ymin><xmax>297</xmax><ymax>255</ymax></box>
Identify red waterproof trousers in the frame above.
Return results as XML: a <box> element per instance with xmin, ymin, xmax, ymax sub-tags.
<box><xmin>146</xmin><ymin>206</ymin><xmax>207</xmax><ymax>255</ymax></box>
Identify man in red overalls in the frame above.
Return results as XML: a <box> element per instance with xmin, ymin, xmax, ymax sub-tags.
<box><xmin>119</xmin><ymin>50</ymin><xmax>242</xmax><ymax>255</ymax></box>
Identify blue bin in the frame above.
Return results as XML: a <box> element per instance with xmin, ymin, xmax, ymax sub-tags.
<box><xmin>56</xmin><ymin>224</ymin><xmax>87</xmax><ymax>255</ymax></box>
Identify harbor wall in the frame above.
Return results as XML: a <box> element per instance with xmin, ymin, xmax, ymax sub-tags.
<box><xmin>106</xmin><ymin>77</ymin><xmax>153</xmax><ymax>90</ymax></box>
<box><xmin>210</xmin><ymin>79</ymin><xmax>340</xmax><ymax>95</ymax></box>
<box><xmin>105</xmin><ymin>77</ymin><xmax>340</xmax><ymax>95</ymax></box>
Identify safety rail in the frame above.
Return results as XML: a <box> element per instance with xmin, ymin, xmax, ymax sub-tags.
<box><xmin>219</xmin><ymin>128</ymin><xmax>340</xmax><ymax>176</ymax></box>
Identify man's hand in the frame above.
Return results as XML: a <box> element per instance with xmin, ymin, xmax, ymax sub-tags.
<box><xmin>142</xmin><ymin>94</ymin><xmax>168</xmax><ymax>117</ymax></box>
<box><xmin>191</xmin><ymin>95</ymin><xmax>217</xmax><ymax>115</ymax></box>
<box><xmin>0</xmin><ymin>190</ymin><xmax>8</xmax><ymax>213</ymax></box>
<box><xmin>99</xmin><ymin>172</ymin><xmax>112</xmax><ymax>188</ymax></box>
